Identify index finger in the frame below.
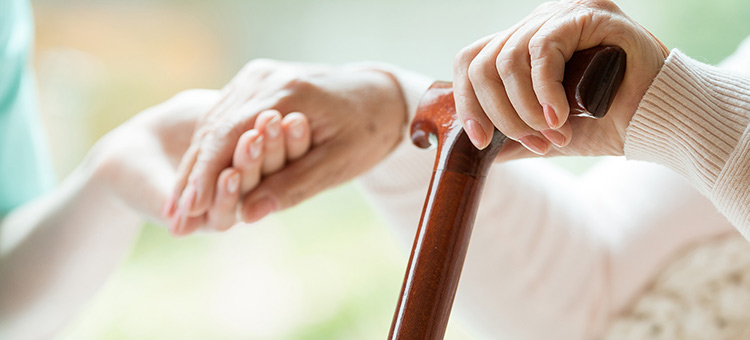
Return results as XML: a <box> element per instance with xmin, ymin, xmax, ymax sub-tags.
<box><xmin>528</xmin><ymin>11</ymin><xmax>606</xmax><ymax>129</ymax></box>
<box><xmin>453</xmin><ymin>33</ymin><xmax>499</xmax><ymax>150</ymax></box>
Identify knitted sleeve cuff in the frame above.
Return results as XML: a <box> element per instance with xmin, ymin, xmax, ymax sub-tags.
<box><xmin>624</xmin><ymin>49</ymin><xmax>750</xmax><ymax>236</ymax></box>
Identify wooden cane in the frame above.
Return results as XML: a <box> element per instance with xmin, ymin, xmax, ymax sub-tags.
<box><xmin>388</xmin><ymin>46</ymin><xmax>627</xmax><ymax>339</ymax></box>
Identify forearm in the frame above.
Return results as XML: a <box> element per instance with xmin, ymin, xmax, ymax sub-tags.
<box><xmin>625</xmin><ymin>48</ymin><xmax>750</xmax><ymax>238</ymax></box>
<box><xmin>0</xmin><ymin>158</ymin><xmax>142</xmax><ymax>339</ymax></box>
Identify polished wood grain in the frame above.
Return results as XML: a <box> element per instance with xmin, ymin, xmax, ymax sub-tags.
<box><xmin>389</xmin><ymin>46</ymin><xmax>626</xmax><ymax>340</ymax></box>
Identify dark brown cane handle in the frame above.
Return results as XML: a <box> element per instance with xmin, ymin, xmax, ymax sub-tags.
<box><xmin>389</xmin><ymin>46</ymin><xmax>626</xmax><ymax>340</ymax></box>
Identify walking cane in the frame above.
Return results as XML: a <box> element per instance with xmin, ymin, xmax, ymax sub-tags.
<box><xmin>388</xmin><ymin>46</ymin><xmax>627</xmax><ymax>339</ymax></box>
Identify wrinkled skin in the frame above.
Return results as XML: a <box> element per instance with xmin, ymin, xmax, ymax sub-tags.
<box><xmin>169</xmin><ymin>61</ymin><xmax>407</xmax><ymax>229</ymax></box>
<box><xmin>453</xmin><ymin>0</ymin><xmax>669</xmax><ymax>160</ymax></box>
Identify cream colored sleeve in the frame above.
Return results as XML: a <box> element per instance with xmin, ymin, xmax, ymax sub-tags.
<box><xmin>625</xmin><ymin>46</ymin><xmax>750</xmax><ymax>239</ymax></box>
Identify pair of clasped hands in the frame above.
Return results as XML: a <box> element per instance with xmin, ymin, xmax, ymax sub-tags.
<box><xmin>119</xmin><ymin>0</ymin><xmax>667</xmax><ymax>235</ymax></box>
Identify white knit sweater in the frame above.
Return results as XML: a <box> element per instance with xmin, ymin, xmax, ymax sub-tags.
<box><xmin>360</xmin><ymin>39</ymin><xmax>750</xmax><ymax>339</ymax></box>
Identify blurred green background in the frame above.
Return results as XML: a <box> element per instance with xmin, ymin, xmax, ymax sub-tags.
<box><xmin>29</xmin><ymin>0</ymin><xmax>750</xmax><ymax>339</ymax></box>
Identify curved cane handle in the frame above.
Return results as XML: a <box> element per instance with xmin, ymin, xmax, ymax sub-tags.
<box><xmin>411</xmin><ymin>45</ymin><xmax>626</xmax><ymax>152</ymax></box>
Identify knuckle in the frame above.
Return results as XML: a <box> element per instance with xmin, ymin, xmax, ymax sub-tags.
<box><xmin>274</xmin><ymin>77</ymin><xmax>318</xmax><ymax>111</ymax></box>
<box><xmin>466</xmin><ymin>61</ymin><xmax>481</xmax><ymax>84</ymax></box>
<box><xmin>454</xmin><ymin>45</ymin><xmax>475</xmax><ymax>70</ymax></box>
<box><xmin>577</xmin><ymin>0</ymin><xmax>617</xmax><ymax>11</ymax></box>
<box><xmin>467</xmin><ymin>58</ymin><xmax>493</xmax><ymax>85</ymax></box>
<box><xmin>193</xmin><ymin>126</ymin><xmax>211</xmax><ymax>143</ymax></box>
<box><xmin>272</xmin><ymin>90</ymin><xmax>296</xmax><ymax>113</ymax></box>
<box><xmin>528</xmin><ymin>50</ymin><xmax>561</xmax><ymax>85</ymax></box>
<box><xmin>569</xmin><ymin>0</ymin><xmax>616</xmax><ymax>23</ymax></box>
<box><xmin>573</xmin><ymin>7</ymin><xmax>596</xmax><ymax>26</ymax></box>
<box><xmin>199</xmin><ymin>128</ymin><xmax>220</xmax><ymax>147</ymax></box>
<box><xmin>211</xmin><ymin>120</ymin><xmax>237</xmax><ymax>139</ymax></box>
<box><xmin>528</xmin><ymin>35</ymin><xmax>553</xmax><ymax>58</ymax></box>
<box><xmin>191</xmin><ymin>135</ymin><xmax>222</xmax><ymax>169</ymax></box>
<box><xmin>495</xmin><ymin>48</ymin><xmax>525</xmax><ymax>80</ymax></box>
<box><xmin>454</xmin><ymin>104</ymin><xmax>472</xmax><ymax>121</ymax></box>
<box><xmin>281</xmin><ymin>76</ymin><xmax>313</xmax><ymax>92</ymax></box>
<box><xmin>529</xmin><ymin>58</ymin><xmax>547</xmax><ymax>81</ymax></box>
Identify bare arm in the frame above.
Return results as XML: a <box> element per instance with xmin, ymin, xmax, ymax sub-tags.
<box><xmin>0</xmin><ymin>89</ymin><xmax>233</xmax><ymax>339</ymax></box>
<box><xmin>0</xmin><ymin>156</ymin><xmax>142</xmax><ymax>339</ymax></box>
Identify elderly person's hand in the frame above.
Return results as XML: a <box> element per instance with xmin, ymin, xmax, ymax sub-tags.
<box><xmin>167</xmin><ymin>60</ymin><xmax>407</xmax><ymax>228</ymax></box>
<box><xmin>165</xmin><ymin>107</ymin><xmax>313</xmax><ymax>235</ymax></box>
<box><xmin>454</xmin><ymin>0</ymin><xmax>669</xmax><ymax>160</ymax></box>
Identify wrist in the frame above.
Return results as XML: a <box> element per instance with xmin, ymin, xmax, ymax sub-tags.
<box><xmin>625</xmin><ymin>49</ymin><xmax>749</xmax><ymax>194</ymax></box>
<box><xmin>365</xmin><ymin>67</ymin><xmax>409</xmax><ymax>142</ymax></box>
<box><xmin>83</xmin><ymin>131</ymin><xmax>145</xmax><ymax>222</ymax></box>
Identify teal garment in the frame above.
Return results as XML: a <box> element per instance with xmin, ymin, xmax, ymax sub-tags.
<box><xmin>0</xmin><ymin>0</ymin><xmax>55</xmax><ymax>215</ymax></box>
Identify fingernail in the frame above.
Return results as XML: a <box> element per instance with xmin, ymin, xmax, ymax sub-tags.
<box><xmin>169</xmin><ymin>211</ymin><xmax>181</xmax><ymax>235</ymax></box>
<box><xmin>464</xmin><ymin>119</ymin><xmax>488</xmax><ymax>149</ymax></box>
<box><xmin>227</xmin><ymin>172</ymin><xmax>240</xmax><ymax>194</ymax></box>
<box><xmin>543</xmin><ymin>104</ymin><xmax>559</xmax><ymax>129</ymax></box>
<box><xmin>541</xmin><ymin>129</ymin><xmax>566</xmax><ymax>147</ymax></box>
<box><xmin>179</xmin><ymin>185</ymin><xmax>197</xmax><ymax>215</ymax></box>
<box><xmin>249</xmin><ymin>135</ymin><xmax>263</xmax><ymax>159</ymax></box>
<box><xmin>519</xmin><ymin>135</ymin><xmax>549</xmax><ymax>155</ymax></box>
<box><xmin>290</xmin><ymin>119</ymin><xmax>305</xmax><ymax>139</ymax></box>
<box><xmin>266</xmin><ymin>115</ymin><xmax>281</xmax><ymax>138</ymax></box>
<box><xmin>162</xmin><ymin>194</ymin><xmax>176</xmax><ymax>218</ymax></box>
<box><xmin>243</xmin><ymin>197</ymin><xmax>278</xmax><ymax>223</ymax></box>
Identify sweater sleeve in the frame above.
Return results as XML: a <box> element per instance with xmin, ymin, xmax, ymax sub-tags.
<box><xmin>624</xmin><ymin>48</ymin><xmax>750</xmax><ymax>239</ymax></box>
<box><xmin>359</xmin><ymin>64</ymin><xmax>735</xmax><ymax>339</ymax></box>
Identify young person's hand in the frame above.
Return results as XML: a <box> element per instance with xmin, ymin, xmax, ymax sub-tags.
<box><xmin>89</xmin><ymin>89</ymin><xmax>241</xmax><ymax>234</ymax></box>
<box><xmin>453</xmin><ymin>0</ymin><xmax>669</xmax><ymax>160</ymax></box>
